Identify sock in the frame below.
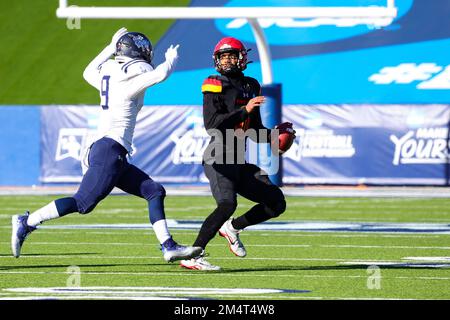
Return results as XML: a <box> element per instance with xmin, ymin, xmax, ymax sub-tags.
<box><xmin>152</xmin><ymin>219</ymin><xmax>172</xmax><ymax>245</ymax></box>
<box><xmin>27</xmin><ymin>197</ymin><xmax>78</xmax><ymax>227</ymax></box>
<box><xmin>27</xmin><ymin>201</ymin><xmax>60</xmax><ymax>227</ymax></box>
<box><xmin>148</xmin><ymin>196</ymin><xmax>171</xmax><ymax>244</ymax></box>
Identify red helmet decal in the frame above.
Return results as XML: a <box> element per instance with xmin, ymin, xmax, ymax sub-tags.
<box><xmin>213</xmin><ymin>37</ymin><xmax>246</xmax><ymax>55</ymax></box>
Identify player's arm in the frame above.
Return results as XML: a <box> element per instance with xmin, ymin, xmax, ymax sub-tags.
<box><xmin>203</xmin><ymin>93</ymin><xmax>250</xmax><ymax>131</ymax></box>
<box><xmin>245</xmin><ymin>79</ymin><xmax>270</xmax><ymax>142</ymax></box>
<box><xmin>126</xmin><ymin>45</ymin><xmax>179</xmax><ymax>98</ymax></box>
<box><xmin>83</xmin><ymin>27</ymin><xmax>128</xmax><ymax>90</ymax></box>
<box><xmin>202</xmin><ymin>76</ymin><xmax>264</xmax><ymax>130</ymax></box>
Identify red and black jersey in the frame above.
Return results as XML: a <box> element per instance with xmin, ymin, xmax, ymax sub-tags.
<box><xmin>201</xmin><ymin>72</ymin><xmax>271</xmax><ymax>164</ymax></box>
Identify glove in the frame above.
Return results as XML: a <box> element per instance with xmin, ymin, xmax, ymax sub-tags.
<box><xmin>110</xmin><ymin>27</ymin><xmax>128</xmax><ymax>49</ymax></box>
<box><xmin>165</xmin><ymin>44</ymin><xmax>180</xmax><ymax>63</ymax></box>
<box><xmin>275</xmin><ymin>122</ymin><xmax>296</xmax><ymax>135</ymax></box>
<box><xmin>272</xmin><ymin>122</ymin><xmax>296</xmax><ymax>155</ymax></box>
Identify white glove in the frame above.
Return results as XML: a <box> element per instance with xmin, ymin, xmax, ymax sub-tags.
<box><xmin>165</xmin><ymin>44</ymin><xmax>179</xmax><ymax>63</ymax></box>
<box><xmin>110</xmin><ymin>27</ymin><xmax>128</xmax><ymax>48</ymax></box>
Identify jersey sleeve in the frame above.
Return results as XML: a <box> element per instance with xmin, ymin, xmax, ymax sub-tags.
<box><xmin>83</xmin><ymin>45</ymin><xmax>115</xmax><ymax>91</ymax></box>
<box><xmin>125</xmin><ymin>56</ymin><xmax>178</xmax><ymax>99</ymax></box>
<box><xmin>201</xmin><ymin>77</ymin><xmax>223</xmax><ymax>93</ymax></box>
<box><xmin>202</xmin><ymin>76</ymin><xmax>249</xmax><ymax>131</ymax></box>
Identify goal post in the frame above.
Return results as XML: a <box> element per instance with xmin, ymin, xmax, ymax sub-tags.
<box><xmin>57</xmin><ymin>0</ymin><xmax>398</xmax><ymax>85</ymax></box>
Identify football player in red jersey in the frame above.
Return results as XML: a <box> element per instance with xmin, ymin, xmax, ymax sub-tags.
<box><xmin>180</xmin><ymin>37</ymin><xmax>295</xmax><ymax>270</ymax></box>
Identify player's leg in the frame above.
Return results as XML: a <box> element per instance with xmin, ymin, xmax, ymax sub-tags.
<box><xmin>192</xmin><ymin>163</ymin><xmax>238</xmax><ymax>249</ymax></box>
<box><xmin>115</xmin><ymin>164</ymin><xmax>202</xmax><ymax>262</ymax></box>
<box><xmin>233</xmin><ymin>164</ymin><xmax>286</xmax><ymax>228</ymax></box>
<box><xmin>180</xmin><ymin>164</ymin><xmax>238</xmax><ymax>271</ymax></box>
<box><xmin>12</xmin><ymin>137</ymin><xmax>126</xmax><ymax>258</ymax></box>
<box><xmin>72</xmin><ymin>138</ymin><xmax>128</xmax><ymax>214</ymax></box>
<box><xmin>217</xmin><ymin>164</ymin><xmax>286</xmax><ymax>258</ymax></box>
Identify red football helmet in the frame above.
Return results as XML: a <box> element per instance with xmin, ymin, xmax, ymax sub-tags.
<box><xmin>213</xmin><ymin>37</ymin><xmax>249</xmax><ymax>74</ymax></box>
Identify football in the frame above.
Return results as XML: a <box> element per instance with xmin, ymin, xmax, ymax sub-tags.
<box><xmin>272</xmin><ymin>122</ymin><xmax>296</xmax><ymax>154</ymax></box>
<box><xmin>278</xmin><ymin>131</ymin><xmax>295</xmax><ymax>154</ymax></box>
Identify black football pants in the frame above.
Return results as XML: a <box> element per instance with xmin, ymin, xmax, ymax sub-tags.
<box><xmin>193</xmin><ymin>163</ymin><xmax>286</xmax><ymax>249</ymax></box>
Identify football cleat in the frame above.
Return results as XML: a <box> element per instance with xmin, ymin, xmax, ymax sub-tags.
<box><xmin>11</xmin><ymin>212</ymin><xmax>36</xmax><ymax>258</ymax></box>
<box><xmin>219</xmin><ymin>218</ymin><xmax>247</xmax><ymax>257</ymax></box>
<box><xmin>161</xmin><ymin>238</ymin><xmax>202</xmax><ymax>263</ymax></box>
<box><xmin>180</xmin><ymin>252</ymin><xmax>221</xmax><ymax>271</ymax></box>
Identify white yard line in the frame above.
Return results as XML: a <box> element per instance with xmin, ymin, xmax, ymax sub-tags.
<box><xmin>322</xmin><ymin>244</ymin><xmax>450</xmax><ymax>250</ymax></box>
<box><xmin>1</xmin><ymin>241</ymin><xmax>448</xmax><ymax>250</ymax></box>
<box><xmin>0</xmin><ymin>256</ymin><xmax>369</xmax><ymax>261</ymax></box>
<box><xmin>18</xmin><ymin>230</ymin><xmax>446</xmax><ymax>239</ymax></box>
<box><xmin>0</xmin><ymin>271</ymin><xmax>448</xmax><ymax>281</ymax></box>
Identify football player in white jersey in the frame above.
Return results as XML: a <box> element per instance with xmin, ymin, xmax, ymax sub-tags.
<box><xmin>11</xmin><ymin>28</ymin><xmax>202</xmax><ymax>262</ymax></box>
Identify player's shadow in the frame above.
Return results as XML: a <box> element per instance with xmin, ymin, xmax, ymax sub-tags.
<box><xmin>0</xmin><ymin>262</ymin><xmax>170</xmax><ymax>271</ymax></box>
<box><xmin>218</xmin><ymin>264</ymin><xmax>446</xmax><ymax>272</ymax></box>
<box><xmin>0</xmin><ymin>253</ymin><xmax>99</xmax><ymax>257</ymax></box>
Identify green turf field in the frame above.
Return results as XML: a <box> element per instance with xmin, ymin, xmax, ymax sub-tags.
<box><xmin>0</xmin><ymin>0</ymin><xmax>189</xmax><ymax>105</ymax></box>
<box><xmin>0</xmin><ymin>195</ymin><xmax>449</xmax><ymax>300</ymax></box>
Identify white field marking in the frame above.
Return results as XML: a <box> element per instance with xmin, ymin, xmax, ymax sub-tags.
<box><xmin>0</xmin><ymin>255</ymin><xmax>372</xmax><ymax>262</ymax></box>
<box><xmin>394</xmin><ymin>276</ymin><xmax>450</xmax><ymax>280</ymax></box>
<box><xmin>3</xmin><ymin>220</ymin><xmax>450</xmax><ymax>234</ymax></box>
<box><xmin>0</xmin><ymin>271</ymin><xmax>449</xmax><ymax>281</ymax></box>
<box><xmin>2</xmin><ymin>241</ymin><xmax>448</xmax><ymax>250</ymax></box>
<box><xmin>335</xmin><ymin>217</ymin><xmax>450</xmax><ymax>223</ymax></box>
<box><xmin>0</xmin><ymin>214</ymin><xmax>16</xmax><ymax>219</ymax></box>
<box><xmin>34</xmin><ymin>231</ymin><xmax>149</xmax><ymax>236</ymax></box>
<box><xmin>340</xmin><ymin>261</ymin><xmax>450</xmax><ymax>268</ymax></box>
<box><xmin>0</xmin><ymin>255</ymin><xmax>350</xmax><ymax>262</ymax></box>
<box><xmin>4</xmin><ymin>287</ymin><xmax>290</xmax><ymax>295</ymax></box>
<box><xmin>164</xmin><ymin>206</ymin><xmax>217</xmax><ymax>212</ymax></box>
<box><xmin>31</xmin><ymin>221</ymin><xmax>450</xmax><ymax>234</ymax></box>
<box><xmin>414</xmin><ymin>219</ymin><xmax>450</xmax><ymax>222</ymax></box>
<box><xmin>255</xmin><ymin>233</ymin><xmax>443</xmax><ymax>238</ymax></box>
<box><xmin>2</xmin><ymin>255</ymin><xmax>448</xmax><ymax>267</ymax></box>
<box><xmin>29</xmin><ymin>230</ymin><xmax>447</xmax><ymax>239</ymax></box>
<box><xmin>403</xmin><ymin>257</ymin><xmax>450</xmax><ymax>262</ymax></box>
<box><xmin>0</xmin><ymin>241</ymin><xmax>143</xmax><ymax>246</ymax></box>
<box><xmin>322</xmin><ymin>244</ymin><xmax>450</xmax><ymax>250</ymax></box>
<box><xmin>0</xmin><ymin>287</ymin><xmax>307</xmax><ymax>301</ymax></box>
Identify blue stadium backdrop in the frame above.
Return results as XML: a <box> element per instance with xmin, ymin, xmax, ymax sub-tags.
<box><xmin>39</xmin><ymin>104</ymin><xmax>449</xmax><ymax>186</ymax></box>
<box><xmin>0</xmin><ymin>0</ymin><xmax>449</xmax><ymax>186</ymax></box>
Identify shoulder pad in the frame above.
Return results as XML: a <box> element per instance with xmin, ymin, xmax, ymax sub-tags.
<box><xmin>201</xmin><ymin>75</ymin><xmax>223</xmax><ymax>93</ymax></box>
<box><xmin>245</xmin><ymin>76</ymin><xmax>261</xmax><ymax>90</ymax></box>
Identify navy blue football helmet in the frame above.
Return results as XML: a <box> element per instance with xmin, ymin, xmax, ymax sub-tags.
<box><xmin>115</xmin><ymin>32</ymin><xmax>153</xmax><ymax>63</ymax></box>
